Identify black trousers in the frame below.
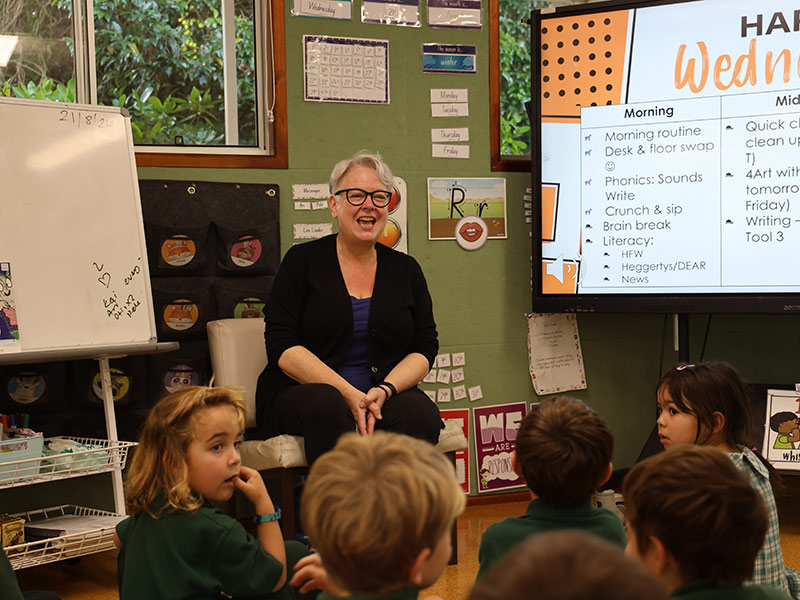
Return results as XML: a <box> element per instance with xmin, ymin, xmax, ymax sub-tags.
<box><xmin>268</xmin><ymin>383</ymin><xmax>443</xmax><ymax>464</ymax></box>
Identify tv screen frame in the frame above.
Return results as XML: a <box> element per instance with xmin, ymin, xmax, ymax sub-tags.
<box><xmin>531</xmin><ymin>0</ymin><xmax>800</xmax><ymax>314</ymax></box>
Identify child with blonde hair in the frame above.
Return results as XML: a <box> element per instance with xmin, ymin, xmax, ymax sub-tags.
<box><xmin>656</xmin><ymin>362</ymin><xmax>800</xmax><ymax>597</ymax></box>
<box><xmin>291</xmin><ymin>431</ymin><xmax>465</xmax><ymax>600</ymax></box>
<box><xmin>115</xmin><ymin>385</ymin><xmax>312</xmax><ymax>599</ymax></box>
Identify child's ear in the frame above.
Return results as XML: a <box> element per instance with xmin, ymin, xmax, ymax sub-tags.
<box><xmin>409</xmin><ymin>547</ymin><xmax>432</xmax><ymax>586</ymax></box>
<box><xmin>512</xmin><ymin>450</ymin><xmax>522</xmax><ymax>478</ymax></box>
<box><xmin>711</xmin><ymin>411</ymin><xmax>726</xmax><ymax>435</ymax></box>
<box><xmin>599</xmin><ymin>462</ymin><xmax>613</xmax><ymax>487</ymax></box>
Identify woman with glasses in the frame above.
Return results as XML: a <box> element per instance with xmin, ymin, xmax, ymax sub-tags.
<box><xmin>255</xmin><ymin>151</ymin><xmax>442</xmax><ymax>464</ymax></box>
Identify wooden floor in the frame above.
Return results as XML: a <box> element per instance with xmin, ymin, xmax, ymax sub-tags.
<box><xmin>15</xmin><ymin>480</ymin><xmax>800</xmax><ymax>599</ymax></box>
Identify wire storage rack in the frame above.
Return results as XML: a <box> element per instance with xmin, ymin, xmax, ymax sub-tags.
<box><xmin>0</xmin><ymin>437</ymin><xmax>136</xmax><ymax>489</ymax></box>
<box><xmin>5</xmin><ymin>505</ymin><xmax>124</xmax><ymax>569</ymax></box>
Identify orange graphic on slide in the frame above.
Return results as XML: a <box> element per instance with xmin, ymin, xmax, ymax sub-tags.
<box><xmin>541</xmin><ymin>183</ymin><xmax>559</xmax><ymax>243</ymax></box>
<box><xmin>542</xmin><ymin>258</ymin><xmax>579</xmax><ymax>294</ymax></box>
<box><xmin>541</xmin><ymin>10</ymin><xmax>630</xmax><ymax>118</ymax></box>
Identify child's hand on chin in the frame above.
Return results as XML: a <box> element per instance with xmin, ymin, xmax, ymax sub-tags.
<box><xmin>233</xmin><ymin>465</ymin><xmax>270</xmax><ymax>509</ymax></box>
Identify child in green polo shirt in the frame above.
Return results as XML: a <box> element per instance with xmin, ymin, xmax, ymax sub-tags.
<box><xmin>475</xmin><ymin>396</ymin><xmax>625</xmax><ymax>579</ymax></box>
<box><xmin>469</xmin><ymin>530</ymin><xmax>667</xmax><ymax>600</ymax></box>
<box><xmin>290</xmin><ymin>431</ymin><xmax>465</xmax><ymax>600</ymax></box>
<box><xmin>623</xmin><ymin>444</ymin><xmax>792</xmax><ymax>599</ymax></box>
<box><xmin>114</xmin><ymin>385</ymin><xmax>313</xmax><ymax>600</ymax></box>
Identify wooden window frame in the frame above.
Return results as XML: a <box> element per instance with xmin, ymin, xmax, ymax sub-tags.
<box><xmin>489</xmin><ymin>0</ymin><xmax>532</xmax><ymax>172</ymax></box>
<box><xmin>135</xmin><ymin>0</ymin><xmax>288</xmax><ymax>169</ymax></box>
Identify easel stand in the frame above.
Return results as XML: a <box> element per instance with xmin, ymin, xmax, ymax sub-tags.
<box><xmin>97</xmin><ymin>355</ymin><xmax>126</xmax><ymax>515</ymax></box>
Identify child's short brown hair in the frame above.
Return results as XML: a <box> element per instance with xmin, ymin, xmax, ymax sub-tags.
<box><xmin>469</xmin><ymin>530</ymin><xmax>667</xmax><ymax>600</ymax></box>
<box><xmin>623</xmin><ymin>444</ymin><xmax>767</xmax><ymax>587</ymax></box>
<box><xmin>125</xmin><ymin>386</ymin><xmax>246</xmax><ymax>517</ymax></box>
<box><xmin>301</xmin><ymin>431</ymin><xmax>465</xmax><ymax>595</ymax></box>
<box><xmin>515</xmin><ymin>396</ymin><xmax>613</xmax><ymax>506</ymax></box>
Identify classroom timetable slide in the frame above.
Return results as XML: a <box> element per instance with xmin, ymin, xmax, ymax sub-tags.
<box><xmin>540</xmin><ymin>0</ymin><xmax>800</xmax><ymax>296</ymax></box>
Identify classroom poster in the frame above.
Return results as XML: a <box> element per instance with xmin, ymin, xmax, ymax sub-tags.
<box><xmin>428</xmin><ymin>177</ymin><xmax>506</xmax><ymax>240</ymax></box>
<box><xmin>763</xmin><ymin>389</ymin><xmax>800</xmax><ymax>470</ymax></box>
<box><xmin>0</xmin><ymin>262</ymin><xmax>21</xmax><ymax>353</ymax></box>
<box><xmin>527</xmin><ymin>313</ymin><xmax>587</xmax><ymax>395</ymax></box>
<box><xmin>303</xmin><ymin>35</ymin><xmax>389</xmax><ymax>104</ymax></box>
<box><xmin>292</xmin><ymin>0</ymin><xmax>352</xmax><ymax>20</ymax></box>
<box><xmin>427</xmin><ymin>0</ymin><xmax>482</xmax><ymax>29</ymax></box>
<box><xmin>440</xmin><ymin>408</ymin><xmax>470</xmax><ymax>493</ymax></box>
<box><xmin>473</xmin><ymin>402</ymin><xmax>526</xmax><ymax>493</ymax></box>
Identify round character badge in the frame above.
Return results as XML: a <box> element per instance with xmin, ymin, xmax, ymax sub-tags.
<box><xmin>230</xmin><ymin>236</ymin><xmax>262</xmax><ymax>268</ymax></box>
<box><xmin>91</xmin><ymin>368</ymin><xmax>130</xmax><ymax>403</ymax></box>
<box><xmin>455</xmin><ymin>216</ymin><xmax>488</xmax><ymax>251</ymax></box>
<box><xmin>161</xmin><ymin>235</ymin><xmax>196</xmax><ymax>267</ymax></box>
<box><xmin>234</xmin><ymin>297</ymin><xmax>266</xmax><ymax>319</ymax></box>
<box><xmin>164</xmin><ymin>300</ymin><xmax>199</xmax><ymax>331</ymax></box>
<box><xmin>8</xmin><ymin>373</ymin><xmax>46</xmax><ymax>405</ymax></box>
<box><xmin>164</xmin><ymin>365</ymin><xmax>200</xmax><ymax>393</ymax></box>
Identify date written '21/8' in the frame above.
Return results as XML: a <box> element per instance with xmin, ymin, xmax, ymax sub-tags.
<box><xmin>59</xmin><ymin>110</ymin><xmax>114</xmax><ymax>129</ymax></box>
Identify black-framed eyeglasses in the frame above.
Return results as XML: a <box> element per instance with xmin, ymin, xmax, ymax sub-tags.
<box><xmin>335</xmin><ymin>188</ymin><xmax>392</xmax><ymax>207</ymax></box>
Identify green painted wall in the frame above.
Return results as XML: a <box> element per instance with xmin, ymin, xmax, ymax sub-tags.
<box><xmin>137</xmin><ymin>4</ymin><xmax>800</xmax><ymax>495</ymax></box>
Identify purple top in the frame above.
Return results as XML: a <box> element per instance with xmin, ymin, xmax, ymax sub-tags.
<box><xmin>337</xmin><ymin>297</ymin><xmax>372</xmax><ymax>392</ymax></box>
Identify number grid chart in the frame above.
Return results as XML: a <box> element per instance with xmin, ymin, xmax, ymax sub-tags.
<box><xmin>303</xmin><ymin>35</ymin><xmax>390</xmax><ymax>104</ymax></box>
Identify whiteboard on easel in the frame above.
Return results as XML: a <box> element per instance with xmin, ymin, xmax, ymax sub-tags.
<box><xmin>0</xmin><ymin>97</ymin><xmax>156</xmax><ymax>357</ymax></box>
<box><xmin>763</xmin><ymin>389</ymin><xmax>800</xmax><ymax>470</ymax></box>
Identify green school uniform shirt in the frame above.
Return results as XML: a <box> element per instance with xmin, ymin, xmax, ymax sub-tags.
<box><xmin>476</xmin><ymin>497</ymin><xmax>626</xmax><ymax>579</ymax></box>
<box><xmin>319</xmin><ymin>587</ymin><xmax>418</xmax><ymax>600</ymax></box>
<box><xmin>0</xmin><ymin>547</ymin><xmax>23</xmax><ymax>600</ymax></box>
<box><xmin>672</xmin><ymin>579</ymin><xmax>793</xmax><ymax>600</ymax></box>
<box><xmin>116</xmin><ymin>501</ymin><xmax>292</xmax><ymax>600</ymax></box>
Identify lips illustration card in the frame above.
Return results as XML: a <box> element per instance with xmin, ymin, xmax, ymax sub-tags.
<box><xmin>427</xmin><ymin>177</ymin><xmax>507</xmax><ymax>240</ymax></box>
<box><xmin>526</xmin><ymin>313</ymin><xmax>587</xmax><ymax>395</ymax></box>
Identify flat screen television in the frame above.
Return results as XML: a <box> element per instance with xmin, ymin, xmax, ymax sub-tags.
<box><xmin>532</xmin><ymin>0</ymin><xmax>800</xmax><ymax>313</ymax></box>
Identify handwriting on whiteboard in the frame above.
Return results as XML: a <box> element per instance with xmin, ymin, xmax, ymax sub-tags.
<box><xmin>93</xmin><ymin>260</ymin><xmax>142</xmax><ymax>320</ymax></box>
<box><xmin>59</xmin><ymin>110</ymin><xmax>114</xmax><ymax>129</ymax></box>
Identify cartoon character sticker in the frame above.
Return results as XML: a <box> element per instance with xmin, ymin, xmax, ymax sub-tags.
<box><xmin>770</xmin><ymin>411</ymin><xmax>800</xmax><ymax>450</ymax></box>
<box><xmin>0</xmin><ymin>262</ymin><xmax>20</xmax><ymax>348</ymax></box>
<box><xmin>91</xmin><ymin>368</ymin><xmax>131</xmax><ymax>403</ymax></box>
<box><xmin>161</xmin><ymin>235</ymin><xmax>197</xmax><ymax>267</ymax></box>
<box><xmin>164</xmin><ymin>365</ymin><xmax>200</xmax><ymax>393</ymax></box>
<box><xmin>230</xmin><ymin>236</ymin><xmax>262</xmax><ymax>268</ymax></box>
<box><xmin>163</xmin><ymin>300</ymin><xmax>199</xmax><ymax>331</ymax></box>
<box><xmin>234</xmin><ymin>297</ymin><xmax>266</xmax><ymax>319</ymax></box>
<box><xmin>8</xmin><ymin>373</ymin><xmax>46</xmax><ymax>405</ymax></box>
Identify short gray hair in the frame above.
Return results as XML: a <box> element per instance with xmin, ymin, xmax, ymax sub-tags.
<box><xmin>329</xmin><ymin>151</ymin><xmax>394</xmax><ymax>194</ymax></box>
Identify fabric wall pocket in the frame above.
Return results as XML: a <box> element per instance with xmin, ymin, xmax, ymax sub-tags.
<box><xmin>0</xmin><ymin>362</ymin><xmax>66</xmax><ymax>413</ymax></box>
<box><xmin>147</xmin><ymin>340</ymin><xmax>211</xmax><ymax>406</ymax></box>
<box><xmin>213</xmin><ymin>221</ymin><xmax>280</xmax><ymax>275</ymax></box>
<box><xmin>151</xmin><ymin>277</ymin><xmax>215</xmax><ymax>341</ymax></box>
<box><xmin>69</xmin><ymin>356</ymin><xmax>147</xmax><ymax>409</ymax></box>
<box><xmin>213</xmin><ymin>276</ymin><xmax>274</xmax><ymax>319</ymax></box>
<box><xmin>144</xmin><ymin>222</ymin><xmax>215</xmax><ymax>276</ymax></box>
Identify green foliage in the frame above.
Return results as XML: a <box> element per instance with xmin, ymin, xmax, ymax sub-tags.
<box><xmin>499</xmin><ymin>0</ymin><xmax>549</xmax><ymax>156</ymax></box>
<box><xmin>3</xmin><ymin>0</ymin><xmax>257</xmax><ymax>146</ymax></box>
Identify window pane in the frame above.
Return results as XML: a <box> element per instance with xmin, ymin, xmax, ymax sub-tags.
<box><xmin>0</xmin><ymin>0</ymin><xmax>75</xmax><ymax>101</ymax></box>
<box><xmin>498</xmin><ymin>0</ymin><xmax>533</xmax><ymax>156</ymax></box>
<box><xmin>93</xmin><ymin>0</ymin><xmax>258</xmax><ymax>147</ymax></box>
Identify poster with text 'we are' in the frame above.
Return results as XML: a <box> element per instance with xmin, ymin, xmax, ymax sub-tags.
<box><xmin>473</xmin><ymin>402</ymin><xmax>526</xmax><ymax>493</ymax></box>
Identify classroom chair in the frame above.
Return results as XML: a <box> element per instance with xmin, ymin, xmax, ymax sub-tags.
<box><xmin>206</xmin><ymin>318</ymin><xmax>467</xmax><ymax>562</ymax></box>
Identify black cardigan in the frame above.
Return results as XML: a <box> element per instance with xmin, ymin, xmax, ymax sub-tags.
<box><xmin>256</xmin><ymin>234</ymin><xmax>439</xmax><ymax>429</ymax></box>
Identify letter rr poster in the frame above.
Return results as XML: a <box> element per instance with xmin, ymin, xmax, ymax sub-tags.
<box><xmin>473</xmin><ymin>402</ymin><xmax>526</xmax><ymax>493</ymax></box>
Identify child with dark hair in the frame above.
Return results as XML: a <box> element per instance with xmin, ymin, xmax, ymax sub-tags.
<box><xmin>470</xmin><ymin>530</ymin><xmax>666</xmax><ymax>600</ymax></box>
<box><xmin>475</xmin><ymin>396</ymin><xmax>625</xmax><ymax>579</ymax></box>
<box><xmin>769</xmin><ymin>412</ymin><xmax>799</xmax><ymax>449</ymax></box>
<box><xmin>656</xmin><ymin>362</ymin><xmax>800</xmax><ymax>597</ymax></box>
<box><xmin>624</xmin><ymin>444</ymin><xmax>791</xmax><ymax>599</ymax></box>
